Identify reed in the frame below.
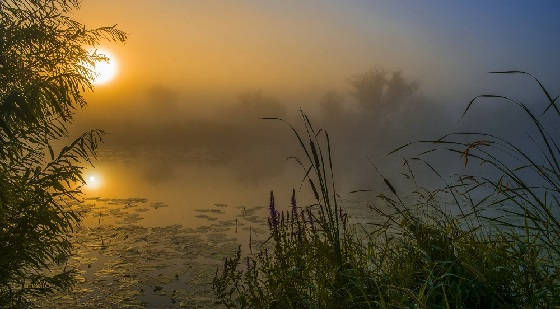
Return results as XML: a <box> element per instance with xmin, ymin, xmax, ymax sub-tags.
<box><xmin>213</xmin><ymin>72</ymin><xmax>560</xmax><ymax>308</ymax></box>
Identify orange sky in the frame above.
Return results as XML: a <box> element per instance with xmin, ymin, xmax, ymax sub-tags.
<box><xmin>71</xmin><ymin>1</ymin><xmax>560</xmax><ymax>107</ymax></box>
<box><xmin>73</xmin><ymin>0</ymin><xmax>441</xmax><ymax>101</ymax></box>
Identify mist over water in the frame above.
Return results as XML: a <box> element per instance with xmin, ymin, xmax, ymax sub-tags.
<box><xmin>68</xmin><ymin>69</ymin><xmax>558</xmax><ymax>229</ymax></box>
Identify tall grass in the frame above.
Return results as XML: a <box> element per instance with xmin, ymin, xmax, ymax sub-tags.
<box><xmin>213</xmin><ymin>72</ymin><xmax>560</xmax><ymax>308</ymax></box>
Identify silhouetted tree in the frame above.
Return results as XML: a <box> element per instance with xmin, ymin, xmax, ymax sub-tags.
<box><xmin>349</xmin><ymin>69</ymin><xmax>387</xmax><ymax>110</ymax></box>
<box><xmin>319</xmin><ymin>90</ymin><xmax>345</xmax><ymax>120</ymax></box>
<box><xmin>385</xmin><ymin>71</ymin><xmax>418</xmax><ymax>103</ymax></box>
<box><xmin>349</xmin><ymin>69</ymin><xmax>417</xmax><ymax>114</ymax></box>
<box><xmin>0</xmin><ymin>0</ymin><xmax>125</xmax><ymax>306</ymax></box>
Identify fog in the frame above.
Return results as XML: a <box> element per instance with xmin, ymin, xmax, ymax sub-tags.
<box><xmin>62</xmin><ymin>1</ymin><xmax>560</xmax><ymax>222</ymax></box>
<box><xmin>67</xmin><ymin>70</ymin><xmax>557</xmax><ymax>223</ymax></box>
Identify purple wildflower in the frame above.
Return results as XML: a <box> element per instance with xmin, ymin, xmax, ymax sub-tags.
<box><xmin>307</xmin><ymin>208</ymin><xmax>315</xmax><ymax>230</ymax></box>
<box><xmin>269</xmin><ymin>191</ymin><xmax>278</xmax><ymax>228</ymax></box>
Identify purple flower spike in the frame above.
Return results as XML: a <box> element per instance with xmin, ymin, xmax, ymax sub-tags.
<box><xmin>269</xmin><ymin>191</ymin><xmax>278</xmax><ymax>228</ymax></box>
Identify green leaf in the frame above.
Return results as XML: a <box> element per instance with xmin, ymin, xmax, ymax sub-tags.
<box><xmin>48</xmin><ymin>144</ymin><xmax>55</xmax><ymax>161</ymax></box>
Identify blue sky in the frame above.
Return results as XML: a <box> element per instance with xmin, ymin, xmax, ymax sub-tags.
<box><xmin>346</xmin><ymin>1</ymin><xmax>560</xmax><ymax>82</ymax></box>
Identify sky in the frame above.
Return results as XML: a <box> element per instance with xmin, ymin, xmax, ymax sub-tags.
<box><xmin>74</xmin><ymin>0</ymin><xmax>560</xmax><ymax>99</ymax></box>
<box><xmin>66</xmin><ymin>1</ymin><xmax>560</xmax><ymax>223</ymax></box>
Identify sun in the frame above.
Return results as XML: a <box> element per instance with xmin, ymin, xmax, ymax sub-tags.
<box><xmin>88</xmin><ymin>49</ymin><xmax>118</xmax><ymax>85</ymax></box>
<box><xmin>85</xmin><ymin>173</ymin><xmax>103</xmax><ymax>190</ymax></box>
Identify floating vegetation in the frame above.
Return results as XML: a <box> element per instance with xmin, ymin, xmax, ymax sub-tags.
<box><xmin>150</xmin><ymin>202</ymin><xmax>169</xmax><ymax>209</ymax></box>
<box><xmin>195</xmin><ymin>214</ymin><xmax>219</xmax><ymax>221</ymax></box>
<box><xmin>194</xmin><ymin>208</ymin><xmax>224</xmax><ymax>214</ymax></box>
<box><xmin>134</xmin><ymin>208</ymin><xmax>151</xmax><ymax>213</ymax></box>
<box><xmin>33</xmin><ymin>197</ymin><xmax>269</xmax><ymax>308</ymax></box>
<box><xmin>236</xmin><ymin>206</ymin><xmax>262</xmax><ymax>217</ymax></box>
<box><xmin>122</xmin><ymin>213</ymin><xmax>144</xmax><ymax>224</ymax></box>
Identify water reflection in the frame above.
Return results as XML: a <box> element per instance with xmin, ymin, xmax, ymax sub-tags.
<box><xmin>36</xmin><ymin>193</ymin><xmax>269</xmax><ymax>307</ymax></box>
<box><xmin>81</xmin><ymin>153</ymin><xmax>300</xmax><ymax>227</ymax></box>
<box><xmin>34</xmin><ymin>147</ymin><xmax>373</xmax><ymax>307</ymax></box>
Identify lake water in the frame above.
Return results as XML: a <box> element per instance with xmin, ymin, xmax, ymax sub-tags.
<box><xmin>32</xmin><ymin>152</ymin><xmax>332</xmax><ymax>307</ymax></box>
<box><xmin>34</xmin><ymin>111</ymin><xmax>383</xmax><ymax>308</ymax></box>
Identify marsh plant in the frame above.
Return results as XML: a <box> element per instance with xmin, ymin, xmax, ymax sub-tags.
<box><xmin>213</xmin><ymin>72</ymin><xmax>560</xmax><ymax>308</ymax></box>
<box><xmin>0</xmin><ymin>0</ymin><xmax>125</xmax><ymax>306</ymax></box>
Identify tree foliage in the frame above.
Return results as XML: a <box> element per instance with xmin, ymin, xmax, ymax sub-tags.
<box><xmin>0</xmin><ymin>0</ymin><xmax>125</xmax><ymax>306</ymax></box>
<box><xmin>349</xmin><ymin>70</ymin><xmax>418</xmax><ymax>112</ymax></box>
